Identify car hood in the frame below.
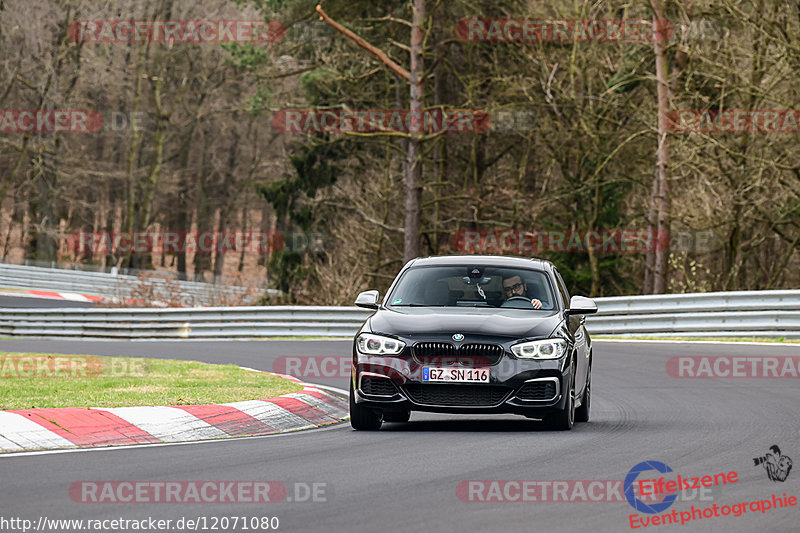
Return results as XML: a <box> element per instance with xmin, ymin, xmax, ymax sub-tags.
<box><xmin>367</xmin><ymin>307</ymin><xmax>562</xmax><ymax>340</ymax></box>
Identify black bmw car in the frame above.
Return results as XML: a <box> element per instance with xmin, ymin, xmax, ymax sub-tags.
<box><xmin>350</xmin><ymin>255</ymin><xmax>597</xmax><ymax>430</ymax></box>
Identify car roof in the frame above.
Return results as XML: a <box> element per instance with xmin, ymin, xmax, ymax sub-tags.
<box><xmin>408</xmin><ymin>255</ymin><xmax>554</xmax><ymax>270</ymax></box>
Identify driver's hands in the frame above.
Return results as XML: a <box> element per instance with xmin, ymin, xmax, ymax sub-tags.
<box><xmin>531</xmin><ymin>298</ymin><xmax>543</xmax><ymax>309</ymax></box>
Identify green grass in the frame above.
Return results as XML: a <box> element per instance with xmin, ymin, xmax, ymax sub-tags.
<box><xmin>0</xmin><ymin>352</ymin><xmax>303</xmax><ymax>410</ymax></box>
<box><xmin>594</xmin><ymin>335</ymin><xmax>800</xmax><ymax>343</ymax></box>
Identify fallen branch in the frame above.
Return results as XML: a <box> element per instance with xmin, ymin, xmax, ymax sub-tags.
<box><xmin>316</xmin><ymin>4</ymin><xmax>410</xmax><ymax>81</ymax></box>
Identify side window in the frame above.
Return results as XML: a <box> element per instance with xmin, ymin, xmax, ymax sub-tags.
<box><xmin>553</xmin><ymin>269</ymin><xmax>570</xmax><ymax>308</ymax></box>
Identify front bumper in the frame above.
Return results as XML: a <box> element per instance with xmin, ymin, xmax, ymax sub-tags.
<box><xmin>352</xmin><ymin>350</ymin><xmax>573</xmax><ymax>417</ymax></box>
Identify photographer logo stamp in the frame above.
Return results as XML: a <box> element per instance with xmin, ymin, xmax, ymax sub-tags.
<box><xmin>753</xmin><ymin>445</ymin><xmax>793</xmax><ymax>482</ymax></box>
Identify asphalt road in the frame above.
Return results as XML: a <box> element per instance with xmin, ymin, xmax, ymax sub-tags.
<box><xmin>0</xmin><ymin>339</ymin><xmax>798</xmax><ymax>533</ymax></box>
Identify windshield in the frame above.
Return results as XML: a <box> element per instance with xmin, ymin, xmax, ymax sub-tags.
<box><xmin>387</xmin><ymin>265</ymin><xmax>556</xmax><ymax>310</ymax></box>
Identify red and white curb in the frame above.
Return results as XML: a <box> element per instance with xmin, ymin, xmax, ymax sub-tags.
<box><xmin>0</xmin><ymin>372</ymin><xmax>348</xmax><ymax>453</ymax></box>
<box><xmin>0</xmin><ymin>288</ymin><xmax>104</xmax><ymax>303</ymax></box>
<box><xmin>0</xmin><ymin>288</ymin><xmax>163</xmax><ymax>306</ymax></box>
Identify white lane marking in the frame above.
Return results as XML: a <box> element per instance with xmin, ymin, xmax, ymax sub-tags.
<box><xmin>238</xmin><ymin>367</ymin><xmax>349</xmax><ymax>396</ymax></box>
<box><xmin>265</xmin><ymin>371</ymin><xmax>305</xmax><ymax>384</ymax></box>
<box><xmin>313</xmin><ymin>384</ymin><xmax>349</xmax><ymax>396</ymax></box>
<box><xmin>221</xmin><ymin>400</ymin><xmax>314</xmax><ymax>432</ymax></box>
<box><xmin>0</xmin><ymin>412</ymin><xmax>76</xmax><ymax>451</ymax></box>
<box><xmin>58</xmin><ymin>293</ymin><xmax>93</xmax><ymax>302</ymax></box>
<box><xmin>298</xmin><ymin>385</ymin><xmax>349</xmax><ymax>403</ymax></box>
<box><xmin>98</xmin><ymin>406</ymin><xmax>227</xmax><ymax>442</ymax></box>
<box><xmin>0</xmin><ymin>435</ymin><xmax>24</xmax><ymax>452</ymax></box>
<box><xmin>288</xmin><ymin>392</ymin><xmax>349</xmax><ymax>420</ymax></box>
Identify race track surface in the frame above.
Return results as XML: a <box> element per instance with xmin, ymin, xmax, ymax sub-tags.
<box><xmin>0</xmin><ymin>339</ymin><xmax>798</xmax><ymax>533</ymax></box>
<box><xmin>0</xmin><ymin>295</ymin><xmax>95</xmax><ymax>308</ymax></box>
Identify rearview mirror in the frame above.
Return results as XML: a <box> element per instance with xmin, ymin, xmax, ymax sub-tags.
<box><xmin>567</xmin><ymin>295</ymin><xmax>597</xmax><ymax>315</ymax></box>
<box><xmin>355</xmin><ymin>290</ymin><xmax>380</xmax><ymax>309</ymax></box>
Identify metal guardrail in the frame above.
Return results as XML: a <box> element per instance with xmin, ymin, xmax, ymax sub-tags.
<box><xmin>0</xmin><ymin>307</ymin><xmax>369</xmax><ymax>339</ymax></box>
<box><xmin>0</xmin><ymin>290</ymin><xmax>798</xmax><ymax>339</ymax></box>
<box><xmin>0</xmin><ymin>263</ymin><xmax>276</xmax><ymax>307</ymax></box>
<box><xmin>587</xmin><ymin>290</ymin><xmax>800</xmax><ymax>338</ymax></box>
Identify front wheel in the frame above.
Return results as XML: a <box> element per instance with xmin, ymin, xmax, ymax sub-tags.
<box><xmin>544</xmin><ymin>372</ymin><xmax>575</xmax><ymax>430</ymax></box>
<box><xmin>349</xmin><ymin>379</ymin><xmax>383</xmax><ymax>430</ymax></box>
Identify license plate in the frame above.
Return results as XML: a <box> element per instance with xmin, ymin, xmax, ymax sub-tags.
<box><xmin>422</xmin><ymin>367</ymin><xmax>489</xmax><ymax>383</ymax></box>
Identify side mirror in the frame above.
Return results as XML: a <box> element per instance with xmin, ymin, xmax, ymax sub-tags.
<box><xmin>567</xmin><ymin>295</ymin><xmax>597</xmax><ymax>315</ymax></box>
<box><xmin>355</xmin><ymin>290</ymin><xmax>380</xmax><ymax>309</ymax></box>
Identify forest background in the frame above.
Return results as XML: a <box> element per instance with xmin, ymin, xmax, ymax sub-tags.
<box><xmin>1</xmin><ymin>0</ymin><xmax>798</xmax><ymax>304</ymax></box>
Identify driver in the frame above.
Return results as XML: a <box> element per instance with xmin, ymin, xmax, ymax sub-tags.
<box><xmin>502</xmin><ymin>274</ymin><xmax>543</xmax><ymax>309</ymax></box>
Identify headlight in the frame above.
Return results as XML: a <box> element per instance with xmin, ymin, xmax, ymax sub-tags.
<box><xmin>356</xmin><ymin>333</ymin><xmax>406</xmax><ymax>355</ymax></box>
<box><xmin>511</xmin><ymin>339</ymin><xmax>568</xmax><ymax>359</ymax></box>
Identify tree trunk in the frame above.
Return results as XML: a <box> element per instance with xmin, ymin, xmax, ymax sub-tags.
<box><xmin>643</xmin><ymin>168</ymin><xmax>657</xmax><ymax>294</ymax></box>
<box><xmin>651</xmin><ymin>1</ymin><xmax>671</xmax><ymax>294</ymax></box>
<box><xmin>175</xmin><ymin>111</ymin><xmax>204</xmax><ymax>281</ymax></box>
<box><xmin>403</xmin><ymin>0</ymin><xmax>425</xmax><ymax>263</ymax></box>
<box><xmin>213</xmin><ymin>207</ymin><xmax>227</xmax><ymax>282</ymax></box>
<box><xmin>193</xmin><ymin>136</ymin><xmax>213</xmax><ymax>282</ymax></box>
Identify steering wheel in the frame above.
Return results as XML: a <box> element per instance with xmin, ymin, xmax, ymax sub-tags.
<box><xmin>500</xmin><ymin>296</ymin><xmax>534</xmax><ymax>308</ymax></box>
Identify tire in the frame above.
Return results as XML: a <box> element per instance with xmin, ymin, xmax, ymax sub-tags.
<box><xmin>575</xmin><ymin>366</ymin><xmax>590</xmax><ymax>423</ymax></box>
<box><xmin>544</xmin><ymin>371</ymin><xmax>575</xmax><ymax>430</ymax></box>
<box><xmin>383</xmin><ymin>409</ymin><xmax>411</xmax><ymax>423</ymax></box>
<box><xmin>349</xmin><ymin>379</ymin><xmax>383</xmax><ymax>430</ymax></box>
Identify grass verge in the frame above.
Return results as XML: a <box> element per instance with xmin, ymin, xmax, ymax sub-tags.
<box><xmin>0</xmin><ymin>352</ymin><xmax>303</xmax><ymax>410</ymax></box>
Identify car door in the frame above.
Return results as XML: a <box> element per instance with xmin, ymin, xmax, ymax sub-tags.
<box><xmin>553</xmin><ymin>268</ymin><xmax>589</xmax><ymax>392</ymax></box>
